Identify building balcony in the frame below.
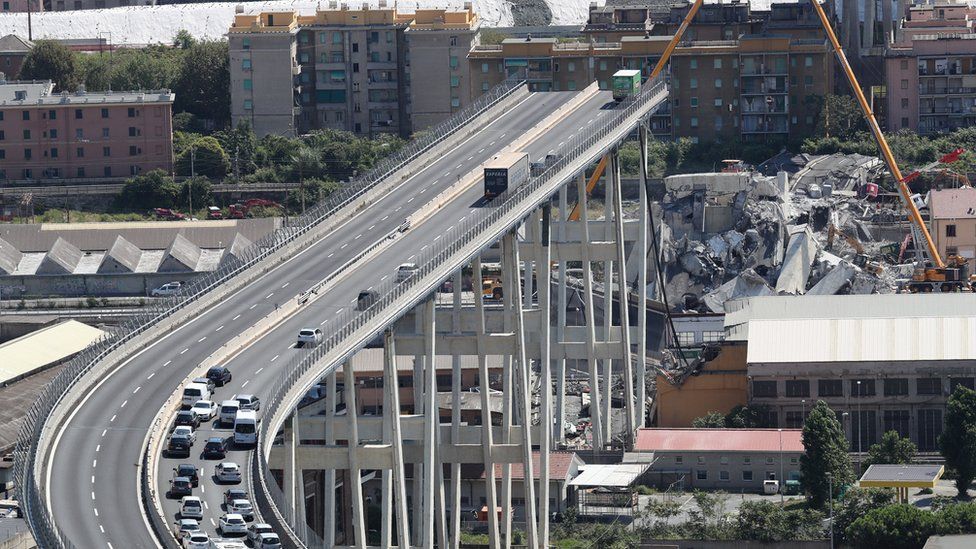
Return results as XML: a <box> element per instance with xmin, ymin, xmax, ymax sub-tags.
<box><xmin>741</xmin><ymin>87</ymin><xmax>788</xmax><ymax>95</ymax></box>
<box><xmin>316</xmin><ymin>61</ymin><xmax>348</xmax><ymax>70</ymax></box>
<box><xmin>740</xmin><ymin>68</ymin><xmax>788</xmax><ymax>77</ymax></box>
<box><xmin>292</xmin><ymin>63</ymin><xmax>302</xmax><ymax>76</ymax></box>
<box><xmin>741</xmin><ymin>106</ymin><xmax>788</xmax><ymax>114</ymax></box>
<box><xmin>919</xmin><ymin>86</ymin><xmax>976</xmax><ymax>95</ymax></box>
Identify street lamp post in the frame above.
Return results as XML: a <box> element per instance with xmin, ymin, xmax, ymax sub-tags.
<box><xmin>779</xmin><ymin>428</ymin><xmax>784</xmax><ymax>504</ymax></box>
<box><xmin>856</xmin><ymin>380</ymin><xmax>862</xmax><ymax>474</ymax></box>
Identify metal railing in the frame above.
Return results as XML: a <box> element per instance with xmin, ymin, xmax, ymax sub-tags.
<box><xmin>255</xmin><ymin>76</ymin><xmax>668</xmax><ymax>548</ymax></box>
<box><xmin>13</xmin><ymin>77</ymin><xmax>527</xmax><ymax>549</ymax></box>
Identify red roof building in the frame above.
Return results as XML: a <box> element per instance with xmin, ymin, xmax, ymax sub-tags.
<box><xmin>635</xmin><ymin>428</ymin><xmax>804</xmax><ymax>453</ymax></box>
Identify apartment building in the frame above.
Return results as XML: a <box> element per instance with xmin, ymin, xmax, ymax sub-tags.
<box><xmin>228</xmin><ymin>3</ymin><xmax>478</xmax><ymax>138</ymax></box>
<box><xmin>1</xmin><ymin>0</ymin><xmax>39</xmax><ymax>13</ymax></box>
<box><xmin>467</xmin><ymin>33</ymin><xmax>832</xmax><ymax>142</ymax></box>
<box><xmin>887</xmin><ymin>31</ymin><xmax>976</xmax><ymax>134</ymax></box>
<box><xmin>0</xmin><ymin>79</ymin><xmax>174</xmax><ymax>181</ymax></box>
<box><xmin>0</xmin><ymin>35</ymin><xmax>32</xmax><ymax>79</ymax></box>
<box><xmin>928</xmin><ymin>187</ymin><xmax>976</xmax><ymax>269</ymax></box>
<box><xmin>46</xmin><ymin>0</ymin><xmax>151</xmax><ymax>10</ymax></box>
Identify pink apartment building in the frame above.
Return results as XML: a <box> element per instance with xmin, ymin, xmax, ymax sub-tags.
<box><xmin>0</xmin><ymin>79</ymin><xmax>174</xmax><ymax>181</ymax></box>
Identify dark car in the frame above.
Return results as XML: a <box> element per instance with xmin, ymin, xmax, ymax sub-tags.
<box><xmin>207</xmin><ymin>366</ymin><xmax>233</xmax><ymax>387</ymax></box>
<box><xmin>224</xmin><ymin>488</ymin><xmax>249</xmax><ymax>507</ymax></box>
<box><xmin>167</xmin><ymin>434</ymin><xmax>192</xmax><ymax>458</ymax></box>
<box><xmin>175</xmin><ymin>464</ymin><xmax>200</xmax><ymax>487</ymax></box>
<box><xmin>202</xmin><ymin>437</ymin><xmax>228</xmax><ymax>459</ymax></box>
<box><xmin>192</xmin><ymin>376</ymin><xmax>216</xmax><ymax>393</ymax></box>
<box><xmin>169</xmin><ymin>476</ymin><xmax>193</xmax><ymax>498</ymax></box>
<box><xmin>173</xmin><ymin>410</ymin><xmax>201</xmax><ymax>430</ymax></box>
<box><xmin>356</xmin><ymin>290</ymin><xmax>378</xmax><ymax>311</ymax></box>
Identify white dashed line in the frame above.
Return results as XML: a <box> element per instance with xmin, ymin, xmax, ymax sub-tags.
<box><xmin>381</xmin><ymin>275</ymin><xmax>388</xmax><ymax>281</ymax></box>
<box><xmin>320</xmin><ymin>320</ymin><xmax>326</xmax><ymax>325</ymax></box>
<box><xmin>180</xmin><ymin>348</ymin><xmax>188</xmax><ymax>355</ymax></box>
<box><xmin>147</xmin><ymin>372</ymin><xmax>155</xmax><ymax>380</ymax></box>
<box><xmin>434</xmin><ymin>235</ymin><xmax>441</xmax><ymax>241</ymax></box>
<box><xmin>91</xmin><ymin>491</ymin><xmax>95</xmax><ymax>500</ymax></box>
<box><xmin>489</xmin><ymin>141</ymin><xmax>495</xmax><ymax>146</ymax></box>
<box><xmin>201</xmin><ymin>484</ymin><xmax>205</xmax><ymax>493</ymax></box>
<box><xmin>456</xmin><ymin>164</ymin><xmax>462</xmax><ymax>169</ymax></box>
<box><xmin>559</xmin><ymin>141</ymin><xmax>565</xmax><ymax>147</ymax></box>
<box><xmin>468</xmin><ymin>156</ymin><xmax>474</xmax><ymax>161</ymax></box>
<box><xmin>133</xmin><ymin>386</ymin><xmax>140</xmax><ymax>394</ymax></box>
<box><xmin>421</xmin><ymin>245</ymin><xmax>428</xmax><ymax>251</ymax></box>
<box><xmin>341</xmin><ymin>243</ymin><xmax>348</xmax><ymax>249</ymax></box>
<box><xmin>120</xmin><ymin>400</ymin><xmax>127</xmax><ymax>408</ymax></box>
<box><xmin>478</xmin><ymin>148</ymin><xmax>485</xmax><ymax>153</ymax></box>
<box><xmin>395</xmin><ymin>206</ymin><xmax>402</xmax><ymax>212</ymax></box>
<box><xmin>265</xmin><ymin>293</ymin><xmax>274</xmax><ymax>299</ymax></box>
<box><xmin>249</xmin><ymin>304</ymin><xmax>257</xmax><ymax>310</ymax></box>
<box><xmin>355</xmin><ymin>234</ymin><xmax>362</xmax><ymax>239</ymax></box>
<box><xmin>95</xmin><ymin>445</ymin><xmax>100</xmax><ymax>452</ymax></box>
<box><xmin>408</xmin><ymin>255</ymin><xmax>416</xmax><ymax>260</ymax></box>
<box><xmin>368</xmin><ymin>225</ymin><xmax>375</xmax><ymax>231</ymax></box>
<box><xmin>328</xmin><ymin>252</ymin><xmax>335</xmax><ymax>258</ymax></box>
<box><xmin>459</xmin><ymin>216</ymin><xmax>466</xmax><ymax>222</ymax></box>
<box><xmin>198</xmin><ymin>337</ymin><xmax>206</xmax><ymax>343</ymax></box>
<box><xmin>99</xmin><ymin>524</ymin><xmax>105</xmax><ymax>533</ymax></box>
<box><xmin>256</xmin><ymin>367</ymin><xmax>264</xmax><ymax>375</ymax></box>
<box><xmin>443</xmin><ymin>171</ymin><xmax>450</xmax><ymax>177</ymax></box>
<box><xmin>408</xmin><ymin>197</ymin><xmax>415</xmax><ymax>203</ymax></box>
<box><xmin>420</xmin><ymin>188</ymin><xmax>427</xmax><ymax>194</ymax></box>
<box><xmin>216</xmin><ymin>325</ymin><xmax>224</xmax><ymax>332</ymax></box>
<box><xmin>91</xmin><ymin>475</ymin><xmax>95</xmax><ymax>483</ymax></box>
<box><xmin>281</xmin><ymin>282</ymin><xmax>290</xmax><ymax>288</ymax></box>
<box><xmin>382</xmin><ymin>215</ymin><xmax>389</xmax><ymax>221</ymax></box>
<box><xmin>163</xmin><ymin>360</ymin><xmax>171</xmax><ymax>367</ymax></box>
<box><xmin>242</xmin><ymin>380</ymin><xmax>250</xmax><ymax>388</ymax></box>
<box><xmin>233</xmin><ymin>314</ymin><xmax>241</xmax><ymax>321</ymax></box>
<box><xmin>108</xmin><ymin>543</ymin><xmax>114</xmax><ymax>549</ymax></box>
<box><xmin>271</xmin><ymin>355</ymin><xmax>279</xmax><ymax>362</ymax></box>
<box><xmin>203</xmin><ymin>502</ymin><xmax>209</xmax><ymax>510</ymax></box>
<box><xmin>92</xmin><ymin>459</ymin><xmax>97</xmax><ymax>467</ymax></box>
<box><xmin>101</xmin><ymin>429</ymin><xmax>107</xmax><ymax>437</ymax></box>
<box><xmin>94</xmin><ymin>508</ymin><xmax>98</xmax><ymax>517</ymax></box>
<box><xmin>210</xmin><ymin>518</ymin><xmax>216</xmax><ymax>527</ymax></box>
<box><xmin>110</xmin><ymin>415</ymin><xmax>116</xmax><ymax>423</ymax></box>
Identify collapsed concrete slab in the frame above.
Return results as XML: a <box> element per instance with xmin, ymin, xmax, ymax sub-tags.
<box><xmin>36</xmin><ymin>237</ymin><xmax>83</xmax><ymax>275</ymax></box>
<box><xmin>0</xmin><ymin>237</ymin><xmax>22</xmax><ymax>275</ymax></box>
<box><xmin>703</xmin><ymin>269</ymin><xmax>774</xmax><ymax>312</ymax></box>
<box><xmin>775</xmin><ymin>226</ymin><xmax>818</xmax><ymax>294</ymax></box>
<box><xmin>807</xmin><ymin>261</ymin><xmax>858</xmax><ymax>295</ymax></box>
<box><xmin>98</xmin><ymin>235</ymin><xmax>143</xmax><ymax>273</ymax></box>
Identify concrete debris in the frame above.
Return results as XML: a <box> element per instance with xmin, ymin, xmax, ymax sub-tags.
<box><xmin>654</xmin><ymin>152</ymin><xmax>910</xmax><ymax>313</ymax></box>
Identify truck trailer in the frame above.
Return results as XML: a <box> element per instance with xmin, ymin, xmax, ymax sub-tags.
<box><xmin>611</xmin><ymin>69</ymin><xmax>642</xmax><ymax>101</ymax></box>
<box><xmin>483</xmin><ymin>151</ymin><xmax>530</xmax><ymax>199</ymax></box>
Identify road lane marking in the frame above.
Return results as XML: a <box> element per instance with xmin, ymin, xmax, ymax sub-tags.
<box><xmin>108</xmin><ymin>543</ymin><xmax>114</xmax><ymax>549</ymax></box>
<box><xmin>163</xmin><ymin>360</ymin><xmax>171</xmax><ymax>367</ymax></box>
<box><xmin>147</xmin><ymin>372</ymin><xmax>155</xmax><ymax>380</ymax></box>
<box><xmin>341</xmin><ymin>243</ymin><xmax>348</xmax><ymax>249</ymax></box>
<box><xmin>101</xmin><ymin>429</ymin><xmax>107</xmax><ymax>437</ymax></box>
<box><xmin>468</xmin><ymin>156</ymin><xmax>474</xmax><ymax>161</ymax></box>
<box><xmin>233</xmin><ymin>314</ymin><xmax>241</xmax><ymax>320</ymax></box>
<box><xmin>197</xmin><ymin>337</ymin><xmax>206</xmax><ymax>343</ymax></box>
<box><xmin>180</xmin><ymin>348</ymin><xmax>188</xmax><ymax>355</ymax></box>
<box><xmin>216</xmin><ymin>325</ymin><xmax>224</xmax><ymax>332</ymax></box>
<box><xmin>408</xmin><ymin>197</ymin><xmax>415</xmax><ymax>203</ymax></box>
<box><xmin>133</xmin><ymin>386</ymin><xmax>140</xmax><ymax>394</ymax></box>
<box><xmin>355</xmin><ymin>234</ymin><xmax>362</xmax><ymax>239</ymax></box>
<box><xmin>249</xmin><ymin>304</ymin><xmax>257</xmax><ymax>310</ymax></box>
<box><xmin>256</xmin><ymin>368</ymin><xmax>264</xmax><ymax>374</ymax></box>
<box><xmin>456</xmin><ymin>164</ymin><xmax>462</xmax><ymax>169</ymax></box>
<box><xmin>381</xmin><ymin>275</ymin><xmax>388</xmax><ymax>281</ymax></box>
<box><xmin>99</xmin><ymin>524</ymin><xmax>104</xmax><ymax>533</ymax></box>
<box><xmin>242</xmin><ymin>380</ymin><xmax>250</xmax><ymax>388</ymax></box>
<box><xmin>204</xmin><ymin>501</ymin><xmax>209</xmax><ymax>510</ymax></box>
<box><xmin>201</xmin><ymin>484</ymin><xmax>205</xmax><ymax>493</ymax></box>
<box><xmin>420</xmin><ymin>188</ymin><xmax>426</xmax><ymax>194</ymax></box>
<box><xmin>120</xmin><ymin>400</ymin><xmax>127</xmax><ymax>409</ymax></box>
<box><xmin>211</xmin><ymin>518</ymin><xmax>216</xmax><ymax>527</ymax></box>
<box><xmin>91</xmin><ymin>475</ymin><xmax>95</xmax><ymax>483</ymax></box>
<box><xmin>95</xmin><ymin>445</ymin><xmax>100</xmax><ymax>452</ymax></box>
<box><xmin>327</xmin><ymin>253</ymin><xmax>335</xmax><ymax>258</ymax></box>
<box><xmin>94</xmin><ymin>508</ymin><xmax>98</xmax><ymax>517</ymax></box>
<box><xmin>91</xmin><ymin>491</ymin><xmax>95</xmax><ymax>500</ymax></box>
<box><xmin>421</xmin><ymin>245</ymin><xmax>428</xmax><ymax>251</ymax></box>
<box><xmin>320</xmin><ymin>320</ymin><xmax>326</xmax><ymax>325</ymax></box>
<box><xmin>265</xmin><ymin>293</ymin><xmax>274</xmax><ymax>299</ymax></box>
<box><xmin>395</xmin><ymin>206</ymin><xmax>402</xmax><ymax>212</ymax></box>
<box><xmin>281</xmin><ymin>282</ymin><xmax>290</xmax><ymax>288</ymax></box>
<box><xmin>382</xmin><ymin>215</ymin><xmax>389</xmax><ymax>221</ymax></box>
<box><xmin>92</xmin><ymin>459</ymin><xmax>97</xmax><ymax>467</ymax></box>
<box><xmin>271</xmin><ymin>355</ymin><xmax>279</xmax><ymax>362</ymax></box>
<box><xmin>434</xmin><ymin>235</ymin><xmax>441</xmax><ymax>241</ymax></box>
<box><xmin>110</xmin><ymin>415</ymin><xmax>116</xmax><ymax>422</ymax></box>
<box><xmin>479</xmin><ymin>148</ymin><xmax>485</xmax><ymax>153</ymax></box>
<box><xmin>368</xmin><ymin>225</ymin><xmax>375</xmax><ymax>231</ymax></box>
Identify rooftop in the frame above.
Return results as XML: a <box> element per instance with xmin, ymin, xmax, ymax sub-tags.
<box><xmin>0</xmin><ymin>80</ymin><xmax>173</xmax><ymax>107</ymax></box>
<box><xmin>0</xmin><ymin>34</ymin><xmax>33</xmax><ymax>54</ymax></box>
<box><xmin>0</xmin><ymin>320</ymin><xmax>106</xmax><ymax>386</ymax></box>
<box><xmin>461</xmin><ymin>451</ymin><xmax>580</xmax><ymax>482</ymax></box>
<box><xmin>859</xmin><ymin>464</ymin><xmax>945</xmax><ymax>488</ymax></box>
<box><xmin>928</xmin><ymin>187</ymin><xmax>976</xmax><ymax>219</ymax></box>
<box><xmin>634</xmin><ymin>427</ymin><xmax>804</xmax><ymax>453</ymax></box>
<box><xmin>568</xmin><ymin>463</ymin><xmax>650</xmax><ymax>488</ymax></box>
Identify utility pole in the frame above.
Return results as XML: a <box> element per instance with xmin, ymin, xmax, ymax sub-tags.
<box><xmin>26</xmin><ymin>0</ymin><xmax>33</xmax><ymax>41</ymax></box>
<box><xmin>189</xmin><ymin>147</ymin><xmax>195</xmax><ymax>218</ymax></box>
<box><xmin>856</xmin><ymin>380</ymin><xmax>862</xmax><ymax>475</ymax></box>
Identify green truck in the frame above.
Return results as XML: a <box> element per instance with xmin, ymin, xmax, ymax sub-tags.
<box><xmin>612</xmin><ymin>69</ymin><xmax>642</xmax><ymax>101</ymax></box>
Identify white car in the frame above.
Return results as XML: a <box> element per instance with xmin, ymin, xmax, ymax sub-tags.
<box><xmin>172</xmin><ymin>425</ymin><xmax>196</xmax><ymax>445</ymax></box>
<box><xmin>180</xmin><ymin>496</ymin><xmax>203</xmax><ymax>520</ymax></box>
<box><xmin>190</xmin><ymin>400</ymin><xmax>216</xmax><ymax>421</ymax></box>
<box><xmin>297</xmin><ymin>328</ymin><xmax>322</xmax><ymax>346</ymax></box>
<box><xmin>216</xmin><ymin>462</ymin><xmax>242</xmax><ymax>483</ymax></box>
<box><xmin>152</xmin><ymin>281</ymin><xmax>183</xmax><ymax>297</ymax></box>
<box><xmin>395</xmin><ymin>262</ymin><xmax>420</xmax><ymax>282</ymax></box>
<box><xmin>219</xmin><ymin>513</ymin><xmax>248</xmax><ymax>535</ymax></box>
<box><xmin>218</xmin><ymin>399</ymin><xmax>241</xmax><ymax>426</ymax></box>
<box><xmin>256</xmin><ymin>533</ymin><xmax>283</xmax><ymax>549</ymax></box>
<box><xmin>176</xmin><ymin>518</ymin><xmax>200</xmax><ymax>539</ymax></box>
<box><xmin>228</xmin><ymin>498</ymin><xmax>254</xmax><ymax>520</ymax></box>
<box><xmin>183</xmin><ymin>532</ymin><xmax>209</xmax><ymax>549</ymax></box>
<box><xmin>247</xmin><ymin>523</ymin><xmax>274</xmax><ymax>542</ymax></box>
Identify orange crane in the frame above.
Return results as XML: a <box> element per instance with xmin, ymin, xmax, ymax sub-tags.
<box><xmin>567</xmin><ymin>0</ymin><xmax>705</xmax><ymax>222</ymax></box>
<box><xmin>808</xmin><ymin>0</ymin><xmax>972</xmax><ymax>292</ymax></box>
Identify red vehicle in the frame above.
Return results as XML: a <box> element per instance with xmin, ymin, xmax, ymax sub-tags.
<box><xmin>206</xmin><ymin>206</ymin><xmax>223</xmax><ymax>220</ymax></box>
<box><xmin>228</xmin><ymin>199</ymin><xmax>282</xmax><ymax>219</ymax></box>
<box><xmin>152</xmin><ymin>208</ymin><xmax>186</xmax><ymax>220</ymax></box>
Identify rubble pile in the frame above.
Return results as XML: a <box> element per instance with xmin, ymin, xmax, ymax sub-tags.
<box><xmin>655</xmin><ymin>153</ymin><xmax>906</xmax><ymax>313</ymax></box>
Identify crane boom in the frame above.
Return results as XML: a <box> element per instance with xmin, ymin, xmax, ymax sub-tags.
<box><xmin>808</xmin><ymin>0</ymin><xmax>945</xmax><ymax>269</ymax></box>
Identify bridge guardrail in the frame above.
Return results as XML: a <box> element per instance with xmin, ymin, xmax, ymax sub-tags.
<box><xmin>13</xmin><ymin>77</ymin><xmax>526</xmax><ymax>549</ymax></box>
<box><xmin>254</xmin><ymin>77</ymin><xmax>669</xmax><ymax>547</ymax></box>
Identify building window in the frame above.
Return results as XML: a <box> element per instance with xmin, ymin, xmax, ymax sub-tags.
<box><xmin>786</xmin><ymin>411</ymin><xmax>805</xmax><ymax>428</ymax></box>
<box><xmin>481</xmin><ymin>62</ymin><xmax>489</xmax><ymax>73</ymax></box>
<box><xmin>852</xmin><ymin>410</ymin><xmax>878</xmax><ymax>449</ymax></box>
<box><xmin>696</xmin><ymin>470</ymin><xmax>707</xmax><ymax>480</ymax></box>
<box><xmin>715</xmin><ymin>78</ymin><xmax>722</xmax><ymax>88</ymax></box>
<box><xmin>76</xmin><ymin>147</ymin><xmax>84</xmax><ymax>158</ymax></box>
<box><xmin>883</xmin><ymin>378</ymin><xmax>909</xmax><ymax>396</ymax></box>
<box><xmin>49</xmin><ymin>129</ymin><xmax>57</xmax><ymax>139</ymax></box>
<box><xmin>103</xmin><ymin>146</ymin><xmax>111</xmax><ymax>157</ymax></box>
<box><xmin>690</xmin><ymin>78</ymin><xmax>698</xmax><ymax>89</ymax></box>
<box><xmin>243</xmin><ymin>79</ymin><xmax>252</xmax><ymax>90</ymax></box>
<box><xmin>102</xmin><ymin>128</ymin><xmax>110</xmax><ymax>138</ymax></box>
<box><xmin>786</xmin><ymin>380</ymin><xmax>810</xmax><ymax>398</ymax></box>
<box><xmin>129</xmin><ymin>145</ymin><xmax>138</xmax><ymax>156</ymax></box>
<box><xmin>450</xmin><ymin>55</ymin><xmax>458</xmax><ymax>68</ymax></box>
<box><xmin>242</xmin><ymin>38</ymin><xmax>250</xmax><ymax>50</ymax></box>
<box><xmin>804</xmin><ymin>75</ymin><xmax>813</xmax><ymax>86</ymax></box>
<box><xmin>127</xmin><ymin>107</ymin><xmax>136</xmax><ymax>117</ymax></box>
<box><xmin>674</xmin><ymin>332</ymin><xmax>695</xmax><ymax>346</ymax></box>
<box><xmin>675</xmin><ymin>456</ymin><xmax>683</xmax><ymax>464</ymax></box>
<box><xmin>918</xmin><ymin>408</ymin><xmax>943</xmax><ymax>451</ymax></box>
<box><xmin>805</xmin><ymin>56</ymin><xmax>813</xmax><ymax>67</ymax></box>
<box><xmin>451</xmin><ymin>97</ymin><xmax>460</xmax><ymax>108</ymax></box>
<box><xmin>947</xmin><ymin>224</ymin><xmax>957</xmax><ymax>237</ymax></box>
<box><xmin>713</xmin><ymin>58</ymin><xmax>722</xmax><ymax>69</ymax></box>
<box><xmin>75</xmin><ymin>109</ymin><xmax>83</xmax><ymax>119</ymax></box>
<box><xmin>883</xmin><ymin>409</ymin><xmax>911</xmax><ymax>438</ymax></box>
<box><xmin>22</xmin><ymin>130</ymin><xmax>29</xmax><ymax>139</ymax></box>
<box><xmin>766</xmin><ymin>457</ymin><xmax>774</xmax><ymax>465</ymax></box>
<box><xmin>0</xmin><ymin>149</ymin><xmax>4</xmax><ymax>159</ymax></box>
<box><xmin>901</xmin><ymin>59</ymin><xmax>908</xmax><ymax>69</ymax></box>
<box><xmin>567</xmin><ymin>81</ymin><xmax>577</xmax><ymax>91</ymax></box>
<box><xmin>697</xmin><ymin>456</ymin><xmax>705</xmax><ymax>465</ymax></box>
<box><xmin>23</xmin><ymin>148</ymin><xmax>31</xmax><ymax>159</ymax></box>
<box><xmin>242</xmin><ymin>59</ymin><xmax>252</xmax><ymax>70</ymax></box>
<box><xmin>50</xmin><ymin>148</ymin><xmax>58</xmax><ymax>158</ymax></box>
<box><xmin>568</xmin><ymin>62</ymin><xmax>576</xmax><ymax>72</ymax></box>
<box><xmin>690</xmin><ymin>116</ymin><xmax>698</xmax><ymax>128</ymax></box>
<box><xmin>720</xmin><ymin>470</ymin><xmax>730</xmax><ymax>481</ymax></box>
<box><xmin>76</xmin><ymin>167</ymin><xmax>85</xmax><ymax>177</ymax></box>
<box><xmin>752</xmin><ymin>380</ymin><xmax>777</xmax><ymax>398</ymax></box>
<box><xmin>850</xmin><ymin>379</ymin><xmax>876</xmax><ymax>397</ymax></box>
<box><xmin>451</xmin><ymin>76</ymin><xmax>460</xmax><ymax>88</ymax></box>
<box><xmin>128</xmin><ymin>127</ymin><xmax>138</xmax><ymax>137</ymax></box>
<box><xmin>742</xmin><ymin>470</ymin><xmax>753</xmax><ymax>481</ymax></box>
<box><xmin>690</xmin><ymin>97</ymin><xmax>699</xmax><ymax>107</ymax></box>
<box><xmin>951</xmin><ymin>377</ymin><xmax>976</xmax><ymax>393</ymax></box>
<box><xmin>101</xmin><ymin>108</ymin><xmax>109</xmax><ymax>118</ymax></box>
<box><xmin>901</xmin><ymin>79</ymin><xmax>908</xmax><ymax>89</ymax></box>
<box><xmin>482</xmin><ymin>82</ymin><xmax>490</xmax><ymax>92</ymax></box>
<box><xmin>917</xmin><ymin>377</ymin><xmax>942</xmax><ymax>395</ymax></box>
<box><xmin>22</xmin><ymin>110</ymin><xmax>29</xmax><ymax>121</ymax></box>
<box><xmin>243</xmin><ymin>100</ymin><xmax>253</xmax><ymax>110</ymax></box>
<box><xmin>75</xmin><ymin>129</ymin><xmax>83</xmax><ymax>139</ymax></box>
<box><xmin>901</xmin><ymin>98</ymin><xmax>909</xmax><ymax>109</ymax></box>
<box><xmin>701</xmin><ymin>331</ymin><xmax>723</xmax><ymax>342</ymax></box>
<box><xmin>690</xmin><ymin>59</ymin><xmax>698</xmax><ymax>69</ymax></box>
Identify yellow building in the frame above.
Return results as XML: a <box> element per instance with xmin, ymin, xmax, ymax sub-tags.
<box><xmin>655</xmin><ymin>344</ymin><xmax>749</xmax><ymax>427</ymax></box>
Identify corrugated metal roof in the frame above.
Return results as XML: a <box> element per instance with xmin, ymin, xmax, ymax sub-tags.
<box><xmin>634</xmin><ymin>428</ymin><xmax>804</xmax><ymax>453</ymax></box>
<box><xmin>0</xmin><ymin>320</ymin><xmax>106</xmax><ymax>385</ymax></box>
<box><xmin>747</xmin><ymin>316</ymin><xmax>976</xmax><ymax>364</ymax></box>
<box><xmin>0</xmin><ymin>237</ymin><xmax>22</xmax><ymax>275</ymax></box>
<box><xmin>568</xmin><ymin>463</ymin><xmax>649</xmax><ymax>487</ymax></box>
<box><xmin>99</xmin><ymin>235</ymin><xmax>143</xmax><ymax>273</ymax></box>
<box><xmin>860</xmin><ymin>464</ymin><xmax>944</xmax><ymax>483</ymax></box>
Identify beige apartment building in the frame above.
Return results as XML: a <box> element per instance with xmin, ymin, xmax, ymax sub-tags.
<box><xmin>228</xmin><ymin>3</ymin><xmax>478</xmax><ymax>138</ymax></box>
<box><xmin>928</xmin><ymin>187</ymin><xmax>976</xmax><ymax>269</ymax></box>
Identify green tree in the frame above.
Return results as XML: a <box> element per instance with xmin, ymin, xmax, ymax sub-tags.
<box><xmin>811</xmin><ymin>94</ymin><xmax>867</xmax><ymax>140</ymax></box>
<box><xmin>214</xmin><ymin>121</ymin><xmax>258</xmax><ymax>177</ymax></box>
<box><xmin>117</xmin><ymin>170</ymin><xmax>179</xmax><ymax>210</ymax></box>
<box><xmin>800</xmin><ymin>400</ymin><xmax>855</xmax><ymax>509</ymax></box>
<box><xmin>832</xmin><ymin>488</ymin><xmax>895</xmax><ymax>545</ymax></box>
<box><xmin>76</xmin><ymin>53</ymin><xmax>112</xmax><ymax>92</ymax></box>
<box><xmin>19</xmin><ymin>40</ymin><xmax>79</xmax><ymax>91</ymax></box>
<box><xmin>733</xmin><ymin>500</ymin><xmax>824</xmax><ymax>542</ymax></box>
<box><xmin>940</xmin><ymin>386</ymin><xmax>976</xmax><ymax>498</ymax></box>
<box><xmin>691</xmin><ymin>412</ymin><xmax>726</xmax><ymax>429</ymax></box>
<box><xmin>174</xmin><ymin>29</ymin><xmax>197</xmax><ymax>50</ymax></box>
<box><xmin>290</xmin><ymin>145</ymin><xmax>322</xmax><ymax>213</ymax></box>
<box><xmin>864</xmin><ymin>430</ymin><xmax>918</xmax><ymax>468</ymax></box>
<box><xmin>109</xmin><ymin>47</ymin><xmax>179</xmax><ymax>91</ymax></box>
<box><xmin>724</xmin><ymin>404</ymin><xmax>774</xmax><ymax>428</ymax></box>
<box><xmin>174</xmin><ymin>137</ymin><xmax>230</xmax><ymax>179</ymax></box>
<box><xmin>172</xmin><ymin>40</ymin><xmax>230</xmax><ymax>126</ymax></box>
<box><xmin>178</xmin><ymin>177</ymin><xmax>213</xmax><ymax>212</ymax></box>
<box><xmin>847</xmin><ymin>504</ymin><xmax>938</xmax><ymax>549</ymax></box>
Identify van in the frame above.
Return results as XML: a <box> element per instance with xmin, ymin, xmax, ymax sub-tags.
<box><xmin>219</xmin><ymin>400</ymin><xmax>241</xmax><ymax>426</ymax></box>
<box><xmin>234</xmin><ymin>410</ymin><xmax>258</xmax><ymax>445</ymax></box>
<box><xmin>181</xmin><ymin>382</ymin><xmax>210</xmax><ymax>408</ymax></box>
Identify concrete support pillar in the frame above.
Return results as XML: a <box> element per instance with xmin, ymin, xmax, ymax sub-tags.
<box><xmin>450</xmin><ymin>271</ymin><xmax>463</xmax><ymax>548</ymax></box>
<box><xmin>538</xmin><ymin>205</ymin><xmax>553</xmax><ymax>547</ymax></box>
<box><xmin>507</xmin><ymin>229</ymin><xmax>539</xmax><ymax>548</ymax></box>
<box><xmin>865</xmin><ymin>0</ymin><xmax>876</xmax><ymax>49</ymax></box>
<box><xmin>411</xmin><ymin>345</ymin><xmax>424</xmax><ymax>545</ymax></box>
<box><xmin>284</xmin><ymin>413</ymin><xmax>296</xmax><ymax>525</ymax></box>
<box><xmin>602</xmin><ymin>164</ymin><xmax>614</xmax><ymax>445</ymax></box>
<box><xmin>473</xmin><ymin>256</ymin><xmax>502</xmax><ymax>549</ymax></box>
<box><xmin>294</xmin><ymin>414</ymin><xmax>307</xmax><ymax>540</ymax></box>
<box><xmin>882</xmin><ymin>0</ymin><xmax>893</xmax><ymax>45</ymax></box>
<box><xmin>344</xmin><ymin>359</ymin><xmax>367</xmax><ymax>548</ymax></box>
<box><xmin>421</xmin><ymin>299</ymin><xmax>438</xmax><ymax>548</ymax></box>
<box><xmin>896</xmin><ymin>0</ymin><xmax>908</xmax><ymax>43</ymax></box>
<box><xmin>500</xmin><ymin>236</ymin><xmax>515</xmax><ymax>544</ymax></box>
<box><xmin>324</xmin><ymin>373</ymin><xmax>337</xmax><ymax>547</ymax></box>
<box><xmin>578</xmin><ymin>171</ymin><xmax>603</xmax><ymax>449</ymax></box>
<box><xmin>556</xmin><ymin>185</ymin><xmax>568</xmax><ymax>444</ymax></box>
<box><xmin>637</xmin><ymin>125</ymin><xmax>650</xmax><ymax>428</ymax></box>
<box><xmin>610</xmin><ymin>150</ymin><xmax>636</xmax><ymax>442</ymax></box>
<box><xmin>383</xmin><ymin>330</ymin><xmax>411</xmax><ymax>548</ymax></box>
